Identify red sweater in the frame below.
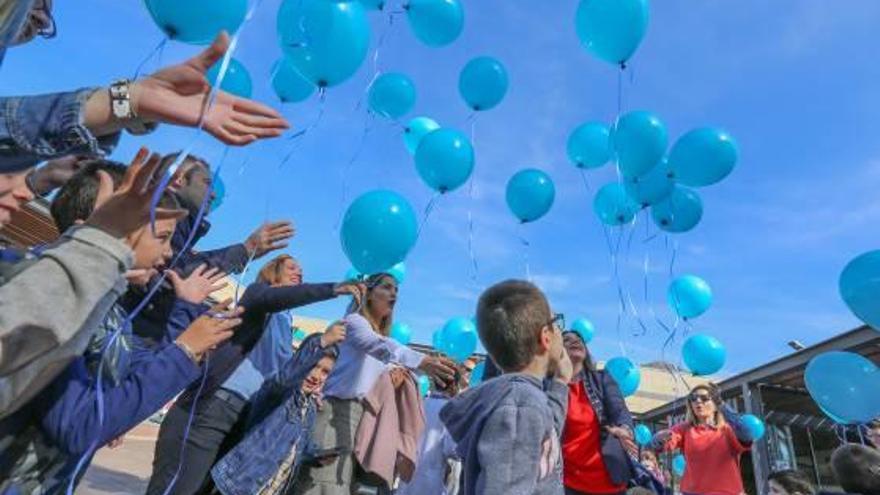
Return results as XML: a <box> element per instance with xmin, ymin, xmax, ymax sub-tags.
<box><xmin>664</xmin><ymin>422</ymin><xmax>749</xmax><ymax>495</ymax></box>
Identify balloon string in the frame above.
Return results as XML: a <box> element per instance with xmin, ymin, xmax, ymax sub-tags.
<box><xmin>416</xmin><ymin>192</ymin><xmax>442</xmax><ymax>240</ymax></box>
<box><xmin>466</xmin><ymin>180</ymin><xmax>479</xmax><ymax>288</ymax></box>
<box><xmin>278</xmin><ymin>88</ymin><xmax>328</xmax><ymax>169</ymax></box>
<box><xmin>616</xmin><ymin>64</ymin><xmax>624</xmax><ymax>116</ymax></box>
<box><xmin>162</xmin><ymin>355</ymin><xmax>211</xmax><ymax>495</ymax></box>
<box><xmin>517</xmin><ymin>222</ymin><xmax>531</xmax><ymax>281</ymax></box>
<box><xmin>132</xmin><ymin>37</ymin><xmax>168</xmax><ymax>80</ymax></box>
<box><xmin>334</xmin><ymin>113</ymin><xmax>375</xmax><ymax>232</ymax></box>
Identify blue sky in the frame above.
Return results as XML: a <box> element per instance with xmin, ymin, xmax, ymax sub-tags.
<box><xmin>3</xmin><ymin>0</ymin><xmax>880</xmax><ymax>376</ymax></box>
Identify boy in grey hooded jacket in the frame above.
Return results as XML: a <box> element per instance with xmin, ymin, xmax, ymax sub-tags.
<box><xmin>440</xmin><ymin>280</ymin><xmax>572</xmax><ymax>495</ymax></box>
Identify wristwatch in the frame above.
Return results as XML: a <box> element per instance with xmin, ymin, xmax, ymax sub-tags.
<box><xmin>109</xmin><ymin>79</ymin><xmax>158</xmax><ymax>136</ymax></box>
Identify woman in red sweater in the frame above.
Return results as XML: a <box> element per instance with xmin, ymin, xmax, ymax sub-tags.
<box><xmin>561</xmin><ymin>331</ymin><xmax>636</xmax><ymax>495</ymax></box>
<box><xmin>653</xmin><ymin>384</ymin><xmax>752</xmax><ymax>495</ymax></box>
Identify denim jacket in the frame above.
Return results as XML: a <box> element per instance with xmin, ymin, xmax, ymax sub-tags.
<box><xmin>0</xmin><ymin>89</ymin><xmax>122</xmax><ymax>173</ymax></box>
<box><xmin>211</xmin><ymin>336</ymin><xmax>331</xmax><ymax>495</ymax></box>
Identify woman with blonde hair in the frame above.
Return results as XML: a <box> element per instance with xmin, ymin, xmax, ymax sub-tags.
<box><xmin>652</xmin><ymin>383</ymin><xmax>752</xmax><ymax>495</ymax></box>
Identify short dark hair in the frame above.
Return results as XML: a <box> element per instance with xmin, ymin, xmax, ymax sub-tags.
<box><xmin>476</xmin><ymin>280</ymin><xmax>550</xmax><ymax>372</ymax></box>
<box><xmin>163</xmin><ymin>152</ymin><xmax>209</xmax><ymax>182</ymax></box>
<box><xmin>767</xmin><ymin>470</ymin><xmax>814</xmax><ymax>495</ymax></box>
<box><xmin>50</xmin><ymin>159</ymin><xmax>180</xmax><ymax>233</ymax></box>
<box><xmin>831</xmin><ymin>443</ymin><xmax>880</xmax><ymax>494</ymax></box>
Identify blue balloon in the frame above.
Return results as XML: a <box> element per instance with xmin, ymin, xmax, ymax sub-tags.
<box><xmin>439</xmin><ymin>317</ymin><xmax>478</xmax><ymax>363</ymax></box>
<box><xmin>672</xmin><ymin>454</ymin><xmax>686</xmax><ymax>476</ymax></box>
<box><xmin>390</xmin><ymin>322</ymin><xmax>412</xmax><ymax>345</ymax></box>
<box><xmin>432</xmin><ymin>328</ymin><xmax>445</xmax><ymax>350</ymax></box>
<box><xmin>344</xmin><ymin>267</ymin><xmax>363</xmax><ymax>281</ymax></box>
<box><xmin>574</xmin><ymin>0</ymin><xmax>649</xmax><ymax>65</ymax></box>
<box><xmin>359</xmin><ymin>0</ymin><xmax>385</xmax><ymax>10</ymax></box>
<box><xmin>605</xmin><ymin>356</ymin><xmax>640</xmax><ymax>397</ymax></box>
<box><xmin>405</xmin><ymin>0</ymin><xmax>464</xmax><ymax>47</ymax></box>
<box><xmin>634</xmin><ymin>424</ymin><xmax>652</xmax><ymax>446</ymax></box>
<box><xmin>206</xmin><ymin>58</ymin><xmax>252</xmax><ymax>98</ymax></box>
<box><xmin>387</xmin><ymin>262</ymin><xmax>406</xmax><ymax>284</ymax></box>
<box><xmin>459</xmin><ymin>56</ymin><xmax>508</xmax><ymax>112</ymax></box>
<box><xmin>682</xmin><ymin>333</ymin><xmax>726</xmax><ymax>376</ymax></box>
<box><xmin>209</xmin><ymin>173</ymin><xmax>226</xmax><ymax>212</ymax></box>
<box><xmin>340</xmin><ymin>190</ymin><xmax>418</xmax><ymax>274</ymax></box>
<box><xmin>669</xmin><ymin>127</ymin><xmax>738</xmax><ymax>187</ymax></box>
<box><xmin>414</xmin><ymin>128</ymin><xmax>475</xmax><ymax>193</ymax></box>
<box><xmin>624</xmin><ymin>159</ymin><xmax>674</xmax><ymax>207</ymax></box>
<box><xmin>667</xmin><ymin>275</ymin><xmax>712</xmax><ymax>319</ymax></box>
<box><xmin>741</xmin><ymin>414</ymin><xmax>766</xmax><ymax>441</ymax></box>
<box><xmin>470</xmin><ymin>360</ymin><xmax>486</xmax><ymax>387</ymax></box>
<box><xmin>145</xmin><ymin>0</ymin><xmax>247</xmax><ymax>44</ymax></box>
<box><xmin>277</xmin><ymin>0</ymin><xmax>370</xmax><ymax>88</ymax></box>
<box><xmin>369</xmin><ymin>72</ymin><xmax>417</xmax><ymax>119</ymax></box>
<box><xmin>506</xmin><ymin>169</ymin><xmax>555</xmax><ymax>223</ymax></box>
<box><xmin>404</xmin><ymin>117</ymin><xmax>441</xmax><ymax>155</ymax></box>
<box><xmin>418</xmin><ymin>375</ymin><xmax>431</xmax><ymax>397</ymax></box>
<box><xmin>567</xmin><ymin>122</ymin><xmax>612</xmax><ymax>169</ymax></box>
<box><xmin>612</xmin><ymin>111</ymin><xmax>668</xmax><ymax>178</ymax></box>
<box><xmin>594</xmin><ymin>182</ymin><xmax>639</xmax><ymax>226</ymax></box>
<box><xmin>271</xmin><ymin>56</ymin><xmax>316</xmax><ymax>103</ymax></box>
<box><xmin>651</xmin><ymin>185</ymin><xmax>703</xmax><ymax>233</ymax></box>
<box><xmin>805</xmin><ymin>351</ymin><xmax>880</xmax><ymax>424</ymax></box>
<box><xmin>293</xmin><ymin>328</ymin><xmax>307</xmax><ymax>341</ymax></box>
<box><xmin>570</xmin><ymin>318</ymin><xmax>595</xmax><ymax>343</ymax></box>
<box><xmin>840</xmin><ymin>250</ymin><xmax>880</xmax><ymax>330</ymax></box>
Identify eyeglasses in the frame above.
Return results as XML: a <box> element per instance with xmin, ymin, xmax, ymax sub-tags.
<box><xmin>547</xmin><ymin>313</ymin><xmax>565</xmax><ymax>333</ymax></box>
<box><xmin>689</xmin><ymin>393</ymin><xmax>713</xmax><ymax>403</ymax></box>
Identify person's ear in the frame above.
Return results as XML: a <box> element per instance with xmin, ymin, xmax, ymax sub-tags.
<box><xmin>539</xmin><ymin>325</ymin><xmax>552</xmax><ymax>353</ymax></box>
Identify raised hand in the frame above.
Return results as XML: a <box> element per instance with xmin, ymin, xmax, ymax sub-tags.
<box><xmin>175</xmin><ymin>299</ymin><xmax>244</xmax><ymax>362</ymax></box>
<box><xmin>28</xmin><ymin>155</ymin><xmax>87</xmax><ymax>196</ymax></box>
<box><xmin>244</xmin><ymin>220</ymin><xmax>296</xmax><ymax>258</ymax></box>
<box><xmin>321</xmin><ymin>321</ymin><xmax>347</xmax><ymax>347</ymax></box>
<box><xmin>167</xmin><ymin>264</ymin><xmax>228</xmax><ymax>304</ymax></box>
<box><xmin>418</xmin><ymin>355</ymin><xmax>457</xmax><ymax>388</ymax></box>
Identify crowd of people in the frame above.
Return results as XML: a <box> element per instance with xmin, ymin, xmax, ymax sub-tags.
<box><xmin>0</xmin><ymin>3</ymin><xmax>878</xmax><ymax>495</ymax></box>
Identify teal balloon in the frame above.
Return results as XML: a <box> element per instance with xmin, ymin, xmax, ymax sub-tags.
<box><xmin>432</xmin><ymin>328</ymin><xmax>445</xmax><ymax>350</ymax></box>
<box><xmin>414</xmin><ymin>128</ymin><xmax>474</xmax><ymax>193</ymax></box>
<box><xmin>277</xmin><ymin>0</ymin><xmax>370</xmax><ymax>88</ymax></box>
<box><xmin>418</xmin><ymin>375</ymin><xmax>431</xmax><ymax>397</ymax></box>
<box><xmin>344</xmin><ymin>267</ymin><xmax>363</xmax><ymax>281</ymax></box>
<box><xmin>359</xmin><ymin>0</ymin><xmax>385</xmax><ymax>10</ymax></box>
<box><xmin>439</xmin><ymin>317</ymin><xmax>478</xmax><ymax>363</ymax></box>
<box><xmin>741</xmin><ymin>414</ymin><xmax>766</xmax><ymax>441</ymax></box>
<box><xmin>390</xmin><ymin>322</ymin><xmax>412</xmax><ymax>345</ymax></box>
<box><xmin>634</xmin><ymin>424</ymin><xmax>652</xmax><ymax>446</ymax></box>
<box><xmin>624</xmin><ymin>159</ymin><xmax>674</xmax><ymax>207</ymax></box>
<box><xmin>506</xmin><ymin>169</ymin><xmax>555</xmax><ymax>223</ymax></box>
<box><xmin>387</xmin><ymin>262</ymin><xmax>406</xmax><ymax>284</ymax></box>
<box><xmin>340</xmin><ymin>190</ymin><xmax>418</xmax><ymax>274</ymax></box>
<box><xmin>594</xmin><ymin>182</ymin><xmax>639</xmax><ymax>226</ymax></box>
<box><xmin>293</xmin><ymin>328</ymin><xmax>307</xmax><ymax>341</ymax></box>
<box><xmin>404</xmin><ymin>117</ymin><xmax>440</xmax><ymax>155</ymax></box>
<box><xmin>567</xmin><ymin>122</ymin><xmax>612</xmax><ymax>169</ymax></box>
<box><xmin>612</xmin><ymin>111</ymin><xmax>668</xmax><ymax>178</ymax></box>
<box><xmin>206</xmin><ymin>58</ymin><xmax>252</xmax><ymax>98</ymax></box>
<box><xmin>805</xmin><ymin>351</ymin><xmax>880</xmax><ymax>424</ymax></box>
<box><xmin>145</xmin><ymin>0</ymin><xmax>247</xmax><ymax>44</ymax></box>
<box><xmin>605</xmin><ymin>356</ymin><xmax>640</xmax><ymax>397</ymax></box>
<box><xmin>574</xmin><ymin>0</ymin><xmax>649</xmax><ymax>65</ymax></box>
<box><xmin>405</xmin><ymin>0</ymin><xmax>464</xmax><ymax>47</ymax></box>
<box><xmin>682</xmin><ymin>334</ymin><xmax>726</xmax><ymax>376</ymax></box>
<box><xmin>667</xmin><ymin>275</ymin><xmax>712</xmax><ymax>319</ymax></box>
<box><xmin>651</xmin><ymin>185</ymin><xmax>703</xmax><ymax>233</ymax></box>
<box><xmin>570</xmin><ymin>318</ymin><xmax>595</xmax><ymax>344</ymax></box>
<box><xmin>271</xmin><ymin>57</ymin><xmax>316</xmax><ymax>103</ymax></box>
<box><xmin>672</xmin><ymin>454</ymin><xmax>686</xmax><ymax>476</ymax></box>
<box><xmin>458</xmin><ymin>56</ymin><xmax>508</xmax><ymax>111</ymax></box>
<box><xmin>840</xmin><ymin>250</ymin><xmax>880</xmax><ymax>330</ymax></box>
<box><xmin>669</xmin><ymin>127</ymin><xmax>738</xmax><ymax>187</ymax></box>
<box><xmin>368</xmin><ymin>72</ymin><xmax>416</xmax><ymax>119</ymax></box>
<box><xmin>470</xmin><ymin>360</ymin><xmax>486</xmax><ymax>386</ymax></box>
<box><xmin>210</xmin><ymin>174</ymin><xmax>225</xmax><ymax>212</ymax></box>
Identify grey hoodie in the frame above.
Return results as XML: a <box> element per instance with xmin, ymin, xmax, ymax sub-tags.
<box><xmin>440</xmin><ymin>373</ymin><xmax>568</xmax><ymax>495</ymax></box>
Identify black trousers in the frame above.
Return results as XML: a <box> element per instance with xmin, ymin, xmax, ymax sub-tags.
<box><xmin>564</xmin><ymin>487</ymin><xmax>626</xmax><ymax>495</ymax></box>
<box><xmin>146</xmin><ymin>389</ymin><xmax>248</xmax><ymax>495</ymax></box>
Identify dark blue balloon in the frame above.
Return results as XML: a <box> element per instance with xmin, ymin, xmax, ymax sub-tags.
<box><xmin>624</xmin><ymin>158</ymin><xmax>674</xmax><ymax>207</ymax></box>
<box><xmin>277</xmin><ymin>0</ymin><xmax>370</xmax><ymax>88</ymax></box>
<box><xmin>634</xmin><ymin>424</ymin><xmax>652</xmax><ymax>446</ymax></box>
<box><xmin>567</xmin><ymin>122</ymin><xmax>612</xmax><ymax>169</ymax></box>
<box><xmin>439</xmin><ymin>317</ymin><xmax>478</xmax><ymax>363</ymax></box>
<box><xmin>340</xmin><ymin>190</ymin><xmax>418</xmax><ymax>274</ymax></box>
<box><xmin>574</xmin><ymin>0</ymin><xmax>649</xmax><ymax>65</ymax></box>
<box><xmin>805</xmin><ymin>351</ymin><xmax>880</xmax><ymax>424</ymax></box>
<box><xmin>506</xmin><ymin>169</ymin><xmax>555</xmax><ymax>223</ymax></box>
<box><xmin>271</xmin><ymin>56</ymin><xmax>316</xmax><ymax>103</ymax></box>
<box><xmin>406</xmin><ymin>0</ymin><xmax>464</xmax><ymax>47</ymax></box>
<box><xmin>206</xmin><ymin>58</ymin><xmax>252</xmax><ymax>98</ymax></box>
<box><xmin>390</xmin><ymin>322</ymin><xmax>412</xmax><ymax>345</ymax></box>
<box><xmin>414</xmin><ymin>128</ymin><xmax>474</xmax><ymax>193</ymax></box>
<box><xmin>682</xmin><ymin>333</ymin><xmax>726</xmax><ymax>376</ymax></box>
<box><xmin>369</xmin><ymin>72</ymin><xmax>417</xmax><ymax>119</ymax></box>
<box><xmin>612</xmin><ymin>111</ymin><xmax>668</xmax><ymax>178</ymax></box>
<box><xmin>605</xmin><ymin>356</ymin><xmax>640</xmax><ymax>397</ymax></box>
<box><xmin>459</xmin><ymin>56</ymin><xmax>508</xmax><ymax>111</ymax></box>
<box><xmin>667</xmin><ymin>275</ymin><xmax>712</xmax><ymax>319</ymax></box>
<box><xmin>145</xmin><ymin>0</ymin><xmax>247</xmax><ymax>44</ymax></box>
<box><xmin>839</xmin><ymin>250</ymin><xmax>880</xmax><ymax>330</ymax></box>
<box><xmin>669</xmin><ymin>127</ymin><xmax>738</xmax><ymax>187</ymax></box>
<box><xmin>404</xmin><ymin>116</ymin><xmax>440</xmax><ymax>155</ymax></box>
<box><xmin>594</xmin><ymin>182</ymin><xmax>639</xmax><ymax>226</ymax></box>
<box><xmin>651</xmin><ymin>185</ymin><xmax>703</xmax><ymax>233</ymax></box>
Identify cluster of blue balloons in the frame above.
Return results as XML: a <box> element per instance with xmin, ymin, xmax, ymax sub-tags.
<box><xmin>506</xmin><ymin>169</ymin><xmax>556</xmax><ymax>223</ymax></box>
<box><xmin>682</xmin><ymin>333</ymin><xmax>726</xmax><ymax>376</ymax></box>
<box><xmin>434</xmin><ymin>317</ymin><xmax>478</xmax><ymax>362</ymax></box>
<box><xmin>340</xmin><ymin>190</ymin><xmax>418</xmax><ymax>274</ymax></box>
<box><xmin>667</xmin><ymin>274</ymin><xmax>712</xmax><ymax>319</ymax></box>
<box><xmin>805</xmin><ymin>351</ymin><xmax>880</xmax><ymax>424</ymax></box>
<box><xmin>840</xmin><ymin>250</ymin><xmax>880</xmax><ymax>330</ymax></box>
<box><xmin>605</xmin><ymin>356</ymin><xmax>640</xmax><ymax>397</ymax></box>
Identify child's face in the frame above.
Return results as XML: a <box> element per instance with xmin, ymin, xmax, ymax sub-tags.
<box><xmin>128</xmin><ymin>217</ymin><xmax>177</xmax><ymax>280</ymax></box>
<box><xmin>0</xmin><ymin>170</ymin><xmax>34</xmax><ymax>228</ymax></box>
<box><xmin>301</xmin><ymin>356</ymin><xmax>336</xmax><ymax>395</ymax></box>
